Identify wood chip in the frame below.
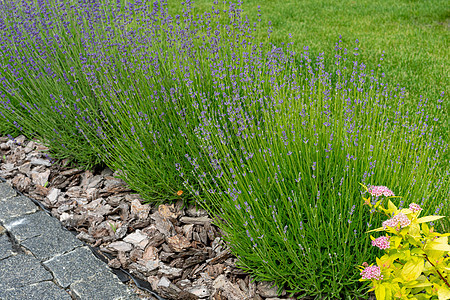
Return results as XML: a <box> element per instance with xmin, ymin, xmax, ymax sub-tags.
<box><xmin>180</xmin><ymin>216</ymin><xmax>212</xmax><ymax>225</ymax></box>
<box><xmin>167</xmin><ymin>234</ymin><xmax>191</xmax><ymax>252</ymax></box>
<box><xmin>207</xmin><ymin>250</ymin><xmax>232</xmax><ymax>265</ymax></box>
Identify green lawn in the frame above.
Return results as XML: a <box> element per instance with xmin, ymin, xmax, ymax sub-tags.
<box><xmin>172</xmin><ymin>0</ymin><xmax>449</xmax><ymax>113</ymax></box>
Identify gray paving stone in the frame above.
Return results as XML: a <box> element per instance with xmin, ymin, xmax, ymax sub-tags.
<box><xmin>0</xmin><ymin>234</ymin><xmax>15</xmax><ymax>260</ymax></box>
<box><xmin>0</xmin><ymin>182</ymin><xmax>16</xmax><ymax>200</ymax></box>
<box><xmin>71</xmin><ymin>272</ymin><xmax>138</xmax><ymax>300</ymax></box>
<box><xmin>21</xmin><ymin>228</ymin><xmax>83</xmax><ymax>261</ymax></box>
<box><xmin>0</xmin><ymin>195</ymin><xmax>38</xmax><ymax>223</ymax></box>
<box><xmin>4</xmin><ymin>211</ymin><xmax>62</xmax><ymax>242</ymax></box>
<box><xmin>44</xmin><ymin>246</ymin><xmax>112</xmax><ymax>288</ymax></box>
<box><xmin>0</xmin><ymin>281</ymin><xmax>71</xmax><ymax>300</ymax></box>
<box><xmin>0</xmin><ymin>254</ymin><xmax>53</xmax><ymax>289</ymax></box>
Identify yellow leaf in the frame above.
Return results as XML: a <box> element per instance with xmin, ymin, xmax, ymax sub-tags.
<box><xmin>366</xmin><ymin>226</ymin><xmax>385</xmax><ymax>233</ymax></box>
<box><xmin>411</xmin><ymin>247</ymin><xmax>425</xmax><ymax>256</ymax></box>
<box><xmin>428</xmin><ymin>249</ymin><xmax>446</xmax><ymax>262</ymax></box>
<box><xmin>416</xmin><ymin>215</ymin><xmax>445</xmax><ymax>223</ymax></box>
<box><xmin>392</xmin><ymin>236</ymin><xmax>402</xmax><ymax>249</ymax></box>
<box><xmin>400</xmin><ymin>208</ymin><xmax>413</xmax><ymax>215</ymax></box>
<box><xmin>388</xmin><ymin>252</ymin><xmax>403</xmax><ymax>262</ymax></box>
<box><xmin>435</xmin><ymin>236</ymin><xmax>449</xmax><ymax>245</ymax></box>
<box><xmin>438</xmin><ymin>285</ymin><xmax>450</xmax><ymax>300</ymax></box>
<box><xmin>425</xmin><ymin>237</ymin><xmax>450</xmax><ymax>252</ymax></box>
<box><xmin>425</xmin><ymin>242</ymin><xmax>450</xmax><ymax>252</ymax></box>
<box><xmin>405</xmin><ymin>281</ymin><xmax>433</xmax><ymax>288</ymax></box>
<box><xmin>401</xmin><ymin>257</ymin><xmax>424</xmax><ymax>281</ymax></box>
<box><xmin>376</xmin><ymin>257</ymin><xmax>383</xmax><ymax>267</ymax></box>
<box><xmin>375</xmin><ymin>284</ymin><xmax>386</xmax><ymax>300</ymax></box>
<box><xmin>385</xmin><ymin>284</ymin><xmax>393</xmax><ymax>300</ymax></box>
<box><xmin>422</xmin><ymin>222</ymin><xmax>429</xmax><ymax>235</ymax></box>
<box><xmin>359</xmin><ymin>182</ymin><xmax>369</xmax><ymax>191</ymax></box>
<box><xmin>409</xmin><ymin>223</ymin><xmax>421</xmax><ymax>239</ymax></box>
<box><xmin>388</xmin><ymin>200</ymin><xmax>397</xmax><ymax>213</ymax></box>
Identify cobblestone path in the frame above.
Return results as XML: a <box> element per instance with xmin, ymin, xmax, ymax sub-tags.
<box><xmin>0</xmin><ymin>181</ymin><xmax>139</xmax><ymax>300</ymax></box>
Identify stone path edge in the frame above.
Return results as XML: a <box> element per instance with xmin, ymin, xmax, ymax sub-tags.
<box><xmin>0</xmin><ymin>177</ymin><xmax>165</xmax><ymax>300</ymax></box>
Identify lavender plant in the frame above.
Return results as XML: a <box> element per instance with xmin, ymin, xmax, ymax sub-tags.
<box><xmin>0</xmin><ymin>0</ymin><xmax>269</xmax><ymax>198</ymax></box>
<box><xmin>180</xmin><ymin>37</ymin><xmax>449</xmax><ymax>297</ymax></box>
<box><xmin>0</xmin><ymin>0</ymin><xmax>118</xmax><ymax>167</ymax></box>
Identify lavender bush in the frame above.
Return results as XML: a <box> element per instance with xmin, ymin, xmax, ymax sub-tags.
<box><xmin>181</xmin><ymin>38</ymin><xmax>449</xmax><ymax>297</ymax></box>
<box><xmin>0</xmin><ymin>0</ymin><xmax>448</xmax><ymax>298</ymax></box>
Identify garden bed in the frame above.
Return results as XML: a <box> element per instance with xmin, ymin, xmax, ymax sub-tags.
<box><xmin>0</xmin><ymin>134</ymin><xmax>312</xmax><ymax>300</ymax></box>
<box><xmin>0</xmin><ymin>0</ymin><xmax>447</xmax><ymax>298</ymax></box>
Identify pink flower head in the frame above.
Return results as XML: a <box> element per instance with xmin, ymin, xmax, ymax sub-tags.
<box><xmin>409</xmin><ymin>203</ymin><xmax>422</xmax><ymax>213</ymax></box>
<box><xmin>372</xmin><ymin>236</ymin><xmax>390</xmax><ymax>250</ymax></box>
<box><xmin>382</xmin><ymin>217</ymin><xmax>398</xmax><ymax>229</ymax></box>
<box><xmin>395</xmin><ymin>213</ymin><xmax>411</xmax><ymax>228</ymax></box>
<box><xmin>382</xmin><ymin>213</ymin><xmax>411</xmax><ymax>230</ymax></box>
<box><xmin>360</xmin><ymin>265</ymin><xmax>383</xmax><ymax>280</ymax></box>
<box><xmin>367</xmin><ymin>186</ymin><xmax>395</xmax><ymax>197</ymax></box>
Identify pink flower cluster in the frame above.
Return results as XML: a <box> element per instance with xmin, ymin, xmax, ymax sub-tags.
<box><xmin>382</xmin><ymin>213</ymin><xmax>411</xmax><ymax>230</ymax></box>
<box><xmin>367</xmin><ymin>185</ymin><xmax>395</xmax><ymax>197</ymax></box>
<box><xmin>409</xmin><ymin>203</ymin><xmax>422</xmax><ymax>213</ymax></box>
<box><xmin>372</xmin><ymin>236</ymin><xmax>391</xmax><ymax>250</ymax></box>
<box><xmin>360</xmin><ymin>265</ymin><xmax>383</xmax><ymax>280</ymax></box>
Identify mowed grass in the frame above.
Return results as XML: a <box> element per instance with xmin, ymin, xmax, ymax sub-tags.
<box><xmin>171</xmin><ymin>0</ymin><xmax>449</xmax><ymax>120</ymax></box>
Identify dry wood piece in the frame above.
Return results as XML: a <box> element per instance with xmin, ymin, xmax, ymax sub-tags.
<box><xmin>12</xmin><ymin>173</ymin><xmax>31</xmax><ymax>192</ymax></box>
<box><xmin>207</xmin><ymin>250</ymin><xmax>232</xmax><ymax>265</ymax></box>
<box><xmin>180</xmin><ymin>216</ymin><xmax>212</xmax><ymax>225</ymax></box>
<box><xmin>158</xmin><ymin>204</ymin><xmax>179</xmax><ymax>220</ymax></box>
<box><xmin>108</xmin><ymin>258</ymin><xmax>121</xmax><ymax>269</ymax></box>
<box><xmin>60</xmin><ymin>168</ymin><xmax>83</xmax><ymax>176</ymax></box>
<box><xmin>167</xmin><ymin>234</ymin><xmax>191</xmax><ymax>252</ymax></box>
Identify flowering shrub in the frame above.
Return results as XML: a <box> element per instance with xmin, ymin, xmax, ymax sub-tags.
<box><xmin>360</xmin><ymin>184</ymin><xmax>450</xmax><ymax>299</ymax></box>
